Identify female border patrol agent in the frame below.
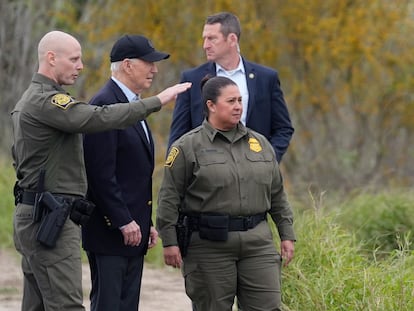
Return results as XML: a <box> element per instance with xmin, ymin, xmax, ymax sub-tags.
<box><xmin>156</xmin><ymin>76</ymin><xmax>296</xmax><ymax>311</ymax></box>
<box><xmin>11</xmin><ymin>30</ymin><xmax>190</xmax><ymax>311</ymax></box>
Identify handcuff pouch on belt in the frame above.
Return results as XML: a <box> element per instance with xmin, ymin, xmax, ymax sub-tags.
<box><xmin>198</xmin><ymin>214</ymin><xmax>229</xmax><ymax>241</ymax></box>
<box><xmin>70</xmin><ymin>198</ymin><xmax>95</xmax><ymax>226</ymax></box>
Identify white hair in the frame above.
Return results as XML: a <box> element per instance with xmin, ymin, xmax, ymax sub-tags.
<box><xmin>110</xmin><ymin>61</ymin><xmax>122</xmax><ymax>73</ymax></box>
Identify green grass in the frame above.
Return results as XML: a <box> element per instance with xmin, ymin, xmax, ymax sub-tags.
<box><xmin>335</xmin><ymin>190</ymin><xmax>414</xmax><ymax>258</ymax></box>
<box><xmin>1</xmin><ymin>159</ymin><xmax>413</xmax><ymax>310</ymax></box>
<box><xmin>282</xmin><ymin>208</ymin><xmax>414</xmax><ymax>310</ymax></box>
<box><xmin>281</xmin><ymin>191</ymin><xmax>414</xmax><ymax>310</ymax></box>
<box><xmin>0</xmin><ymin>160</ymin><xmax>16</xmax><ymax>249</ymax></box>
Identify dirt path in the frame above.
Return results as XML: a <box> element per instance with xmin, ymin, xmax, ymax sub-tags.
<box><xmin>0</xmin><ymin>248</ymin><xmax>192</xmax><ymax>311</ymax></box>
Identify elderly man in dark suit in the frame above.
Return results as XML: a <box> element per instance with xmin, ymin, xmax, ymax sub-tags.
<box><xmin>82</xmin><ymin>34</ymin><xmax>170</xmax><ymax>311</ymax></box>
<box><xmin>168</xmin><ymin>12</ymin><xmax>294</xmax><ymax>163</ymax></box>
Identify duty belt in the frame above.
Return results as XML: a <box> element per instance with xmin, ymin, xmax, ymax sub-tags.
<box><xmin>16</xmin><ymin>190</ymin><xmax>37</xmax><ymax>205</ymax></box>
<box><xmin>188</xmin><ymin>212</ymin><xmax>266</xmax><ymax>232</ymax></box>
<box><xmin>15</xmin><ymin>190</ymin><xmax>81</xmax><ymax>205</ymax></box>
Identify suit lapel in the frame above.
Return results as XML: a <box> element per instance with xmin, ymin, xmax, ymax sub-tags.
<box><xmin>203</xmin><ymin>62</ymin><xmax>216</xmax><ymax>78</ymax></box>
<box><xmin>109</xmin><ymin>80</ymin><xmax>155</xmax><ymax>163</ymax></box>
<box><xmin>243</xmin><ymin>59</ymin><xmax>257</xmax><ymax>124</ymax></box>
<box><xmin>133</xmin><ymin>121</ymin><xmax>154</xmax><ymax>163</ymax></box>
<box><xmin>108</xmin><ymin>79</ymin><xmax>128</xmax><ymax>103</ymax></box>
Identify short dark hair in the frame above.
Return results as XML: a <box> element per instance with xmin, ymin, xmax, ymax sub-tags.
<box><xmin>201</xmin><ymin>75</ymin><xmax>237</xmax><ymax>117</ymax></box>
<box><xmin>205</xmin><ymin>12</ymin><xmax>241</xmax><ymax>40</ymax></box>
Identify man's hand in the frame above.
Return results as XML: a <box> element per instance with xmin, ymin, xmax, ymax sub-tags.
<box><xmin>156</xmin><ymin>82</ymin><xmax>192</xmax><ymax>106</ymax></box>
<box><xmin>280</xmin><ymin>240</ymin><xmax>295</xmax><ymax>266</ymax></box>
<box><xmin>120</xmin><ymin>220</ymin><xmax>142</xmax><ymax>246</ymax></box>
<box><xmin>148</xmin><ymin>226</ymin><xmax>158</xmax><ymax>249</ymax></box>
<box><xmin>163</xmin><ymin>246</ymin><xmax>182</xmax><ymax>269</ymax></box>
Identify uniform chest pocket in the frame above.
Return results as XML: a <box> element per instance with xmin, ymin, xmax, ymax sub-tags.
<box><xmin>195</xmin><ymin>150</ymin><xmax>232</xmax><ymax>187</ymax></box>
<box><xmin>245</xmin><ymin>151</ymin><xmax>274</xmax><ymax>184</ymax></box>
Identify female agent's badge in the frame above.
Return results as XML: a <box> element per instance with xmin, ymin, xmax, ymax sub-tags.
<box><xmin>248</xmin><ymin>138</ymin><xmax>262</xmax><ymax>152</ymax></box>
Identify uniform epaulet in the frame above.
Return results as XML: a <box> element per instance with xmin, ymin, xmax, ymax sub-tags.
<box><xmin>50</xmin><ymin>93</ymin><xmax>78</xmax><ymax>110</ymax></box>
<box><xmin>183</xmin><ymin>126</ymin><xmax>203</xmax><ymax>137</ymax></box>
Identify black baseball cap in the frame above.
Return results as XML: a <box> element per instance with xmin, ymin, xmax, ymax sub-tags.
<box><xmin>110</xmin><ymin>34</ymin><xmax>170</xmax><ymax>62</ymax></box>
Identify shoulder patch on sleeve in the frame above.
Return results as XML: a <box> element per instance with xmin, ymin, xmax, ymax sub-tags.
<box><xmin>50</xmin><ymin>94</ymin><xmax>77</xmax><ymax>110</ymax></box>
<box><xmin>165</xmin><ymin>147</ymin><xmax>179</xmax><ymax>167</ymax></box>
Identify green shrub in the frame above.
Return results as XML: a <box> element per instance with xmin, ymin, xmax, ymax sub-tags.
<box><xmin>335</xmin><ymin>191</ymin><xmax>414</xmax><ymax>257</ymax></box>
<box><xmin>281</xmin><ymin>204</ymin><xmax>414</xmax><ymax>310</ymax></box>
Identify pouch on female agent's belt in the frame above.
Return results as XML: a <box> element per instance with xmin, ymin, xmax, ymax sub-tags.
<box><xmin>198</xmin><ymin>214</ymin><xmax>229</xmax><ymax>241</ymax></box>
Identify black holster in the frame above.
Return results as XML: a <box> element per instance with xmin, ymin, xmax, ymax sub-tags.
<box><xmin>175</xmin><ymin>214</ymin><xmax>192</xmax><ymax>257</ymax></box>
<box><xmin>36</xmin><ymin>192</ymin><xmax>72</xmax><ymax>248</ymax></box>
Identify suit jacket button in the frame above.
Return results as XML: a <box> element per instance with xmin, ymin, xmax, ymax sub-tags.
<box><xmin>147</xmin><ymin>200</ymin><xmax>152</xmax><ymax>206</ymax></box>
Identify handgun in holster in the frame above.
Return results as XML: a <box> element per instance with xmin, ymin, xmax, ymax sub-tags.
<box><xmin>36</xmin><ymin>192</ymin><xmax>72</xmax><ymax>248</ymax></box>
<box><xmin>175</xmin><ymin>214</ymin><xmax>192</xmax><ymax>257</ymax></box>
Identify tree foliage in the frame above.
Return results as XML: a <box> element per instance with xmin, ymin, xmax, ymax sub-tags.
<box><xmin>276</xmin><ymin>1</ymin><xmax>414</xmax><ymax>192</ymax></box>
<box><xmin>2</xmin><ymin>0</ymin><xmax>414</xmax><ymax>193</ymax></box>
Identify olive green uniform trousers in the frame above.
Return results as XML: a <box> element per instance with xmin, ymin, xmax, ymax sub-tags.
<box><xmin>183</xmin><ymin>221</ymin><xmax>282</xmax><ymax>311</ymax></box>
<box><xmin>13</xmin><ymin>203</ymin><xmax>84</xmax><ymax>311</ymax></box>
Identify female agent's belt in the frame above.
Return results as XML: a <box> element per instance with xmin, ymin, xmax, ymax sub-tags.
<box><xmin>186</xmin><ymin>212</ymin><xmax>266</xmax><ymax>232</ymax></box>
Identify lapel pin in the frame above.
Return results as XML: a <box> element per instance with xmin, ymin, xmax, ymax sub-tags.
<box><xmin>249</xmin><ymin>73</ymin><xmax>255</xmax><ymax>79</ymax></box>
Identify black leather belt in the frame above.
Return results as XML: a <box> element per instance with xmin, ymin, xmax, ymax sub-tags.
<box><xmin>188</xmin><ymin>213</ymin><xmax>266</xmax><ymax>232</ymax></box>
<box><xmin>18</xmin><ymin>191</ymin><xmax>37</xmax><ymax>205</ymax></box>
<box><xmin>228</xmin><ymin>213</ymin><xmax>267</xmax><ymax>231</ymax></box>
<box><xmin>16</xmin><ymin>191</ymin><xmax>82</xmax><ymax>205</ymax></box>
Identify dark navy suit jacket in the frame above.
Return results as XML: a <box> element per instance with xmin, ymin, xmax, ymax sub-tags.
<box><xmin>168</xmin><ymin>58</ymin><xmax>294</xmax><ymax>162</ymax></box>
<box><xmin>82</xmin><ymin>79</ymin><xmax>154</xmax><ymax>256</ymax></box>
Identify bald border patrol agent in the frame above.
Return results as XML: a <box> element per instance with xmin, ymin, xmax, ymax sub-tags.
<box><xmin>156</xmin><ymin>76</ymin><xmax>295</xmax><ymax>311</ymax></box>
<box><xmin>11</xmin><ymin>30</ymin><xmax>190</xmax><ymax>311</ymax></box>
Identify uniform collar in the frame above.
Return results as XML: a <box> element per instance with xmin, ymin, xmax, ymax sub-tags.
<box><xmin>202</xmin><ymin>119</ymin><xmax>249</xmax><ymax>142</ymax></box>
<box><xmin>32</xmin><ymin>73</ymin><xmax>67</xmax><ymax>93</ymax></box>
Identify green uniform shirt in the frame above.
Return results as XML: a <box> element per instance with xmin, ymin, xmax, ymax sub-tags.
<box><xmin>157</xmin><ymin>120</ymin><xmax>295</xmax><ymax>246</ymax></box>
<box><xmin>11</xmin><ymin>73</ymin><xmax>161</xmax><ymax>196</ymax></box>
